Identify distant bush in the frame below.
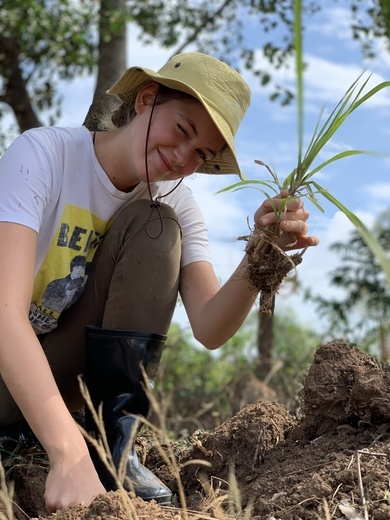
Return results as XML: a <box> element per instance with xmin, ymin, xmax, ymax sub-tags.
<box><xmin>154</xmin><ymin>308</ymin><xmax>322</xmax><ymax>436</ymax></box>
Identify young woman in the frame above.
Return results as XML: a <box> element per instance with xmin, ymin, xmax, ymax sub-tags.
<box><xmin>0</xmin><ymin>52</ymin><xmax>319</xmax><ymax>512</ymax></box>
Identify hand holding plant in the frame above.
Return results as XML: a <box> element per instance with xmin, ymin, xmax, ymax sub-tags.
<box><xmin>219</xmin><ymin>0</ymin><xmax>390</xmax><ymax>312</ymax></box>
<box><xmin>242</xmin><ymin>191</ymin><xmax>315</xmax><ymax>311</ymax></box>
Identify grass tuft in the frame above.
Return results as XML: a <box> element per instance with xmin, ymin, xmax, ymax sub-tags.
<box><xmin>218</xmin><ymin>0</ymin><xmax>390</xmax><ymax>305</ymax></box>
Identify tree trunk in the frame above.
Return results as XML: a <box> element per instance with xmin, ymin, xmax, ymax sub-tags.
<box><xmin>379</xmin><ymin>320</ymin><xmax>389</xmax><ymax>364</ymax></box>
<box><xmin>83</xmin><ymin>0</ymin><xmax>127</xmax><ymax>130</ymax></box>
<box><xmin>256</xmin><ymin>295</ymin><xmax>275</xmax><ymax>376</ymax></box>
<box><xmin>0</xmin><ymin>36</ymin><xmax>43</xmax><ymax>132</ymax></box>
<box><xmin>379</xmin><ymin>0</ymin><xmax>390</xmax><ymax>38</ymax></box>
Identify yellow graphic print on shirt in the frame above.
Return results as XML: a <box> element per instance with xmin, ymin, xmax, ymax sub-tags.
<box><xmin>29</xmin><ymin>204</ymin><xmax>109</xmax><ymax>333</ymax></box>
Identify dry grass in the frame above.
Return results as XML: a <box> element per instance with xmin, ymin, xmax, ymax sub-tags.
<box><xmin>0</xmin><ymin>370</ymin><xmax>252</xmax><ymax>520</ymax></box>
<box><xmin>78</xmin><ymin>371</ymin><xmax>246</xmax><ymax>520</ymax></box>
<box><xmin>0</xmin><ymin>459</ymin><xmax>14</xmax><ymax>520</ymax></box>
<box><xmin>77</xmin><ymin>376</ymin><xmax>141</xmax><ymax>519</ymax></box>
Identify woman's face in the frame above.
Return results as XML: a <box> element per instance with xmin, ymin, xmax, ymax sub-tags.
<box><xmin>129</xmin><ymin>85</ymin><xmax>226</xmax><ymax>182</ymax></box>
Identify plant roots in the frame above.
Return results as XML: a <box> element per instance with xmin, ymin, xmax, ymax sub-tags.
<box><xmin>245</xmin><ymin>227</ymin><xmax>304</xmax><ymax>312</ymax></box>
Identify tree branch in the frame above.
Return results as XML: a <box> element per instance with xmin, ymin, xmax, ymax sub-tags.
<box><xmin>172</xmin><ymin>0</ymin><xmax>236</xmax><ymax>56</ymax></box>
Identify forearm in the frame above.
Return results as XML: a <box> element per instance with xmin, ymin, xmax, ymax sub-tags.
<box><xmin>0</xmin><ymin>313</ymin><xmax>87</xmax><ymax>460</ymax></box>
<box><xmin>183</xmin><ymin>256</ymin><xmax>258</xmax><ymax>349</ymax></box>
<box><xmin>181</xmin><ymin>194</ymin><xmax>319</xmax><ymax>350</ymax></box>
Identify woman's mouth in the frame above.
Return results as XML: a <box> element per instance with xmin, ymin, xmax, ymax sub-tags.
<box><xmin>158</xmin><ymin>150</ymin><xmax>174</xmax><ymax>172</ymax></box>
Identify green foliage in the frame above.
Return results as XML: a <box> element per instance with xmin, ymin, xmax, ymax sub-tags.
<box><xmin>133</xmin><ymin>0</ymin><xmax>316</xmax><ymax>106</ymax></box>
<box><xmin>155</xmin><ymin>312</ymin><xmax>321</xmax><ymax>435</ymax></box>
<box><xmin>1</xmin><ymin>0</ymin><xmax>97</xmax><ymax>71</ymax></box>
<box><xmin>305</xmin><ymin>212</ymin><xmax>390</xmax><ymax>360</ymax></box>
<box><xmin>132</xmin><ymin>0</ymin><xmax>390</xmax><ymax>105</ymax></box>
<box><xmin>260</xmin><ymin>307</ymin><xmax>322</xmax><ymax>408</ymax></box>
<box><xmin>155</xmin><ymin>322</ymin><xmax>252</xmax><ymax>435</ymax></box>
<box><xmin>2</xmin><ymin>0</ymin><xmax>389</xmax><ymax>139</ymax></box>
<box><xmin>0</xmin><ymin>0</ymin><xmax>97</xmax><ymax>120</ymax></box>
<box><xmin>220</xmin><ymin>78</ymin><xmax>390</xmax><ymax>221</ymax></box>
<box><xmin>273</xmin><ymin>308</ymin><xmax>322</xmax><ymax>374</ymax></box>
<box><xmin>350</xmin><ymin>0</ymin><xmax>390</xmax><ymax>58</ymax></box>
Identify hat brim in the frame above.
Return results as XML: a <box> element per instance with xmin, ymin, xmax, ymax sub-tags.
<box><xmin>107</xmin><ymin>67</ymin><xmax>244</xmax><ymax>179</ymax></box>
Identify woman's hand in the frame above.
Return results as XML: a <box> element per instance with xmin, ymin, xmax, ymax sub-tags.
<box><xmin>45</xmin><ymin>447</ymin><xmax>106</xmax><ymax>513</ymax></box>
<box><xmin>0</xmin><ymin>223</ymin><xmax>105</xmax><ymax>513</ymax></box>
<box><xmin>254</xmin><ymin>191</ymin><xmax>319</xmax><ymax>251</ymax></box>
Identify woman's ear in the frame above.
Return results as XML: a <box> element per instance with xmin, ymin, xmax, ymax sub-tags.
<box><xmin>134</xmin><ymin>83</ymin><xmax>160</xmax><ymax>115</ymax></box>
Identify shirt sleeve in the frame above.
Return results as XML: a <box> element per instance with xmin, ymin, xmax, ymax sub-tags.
<box><xmin>164</xmin><ymin>183</ymin><xmax>212</xmax><ymax>268</ymax></box>
<box><xmin>0</xmin><ymin>130</ymin><xmax>54</xmax><ymax>232</ymax></box>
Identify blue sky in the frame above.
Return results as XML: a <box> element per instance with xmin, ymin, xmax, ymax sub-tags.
<box><xmin>4</xmin><ymin>2</ymin><xmax>390</xmax><ymax>337</ymax></box>
<box><xmin>165</xmin><ymin>3</ymin><xmax>389</xmax><ymax>334</ymax></box>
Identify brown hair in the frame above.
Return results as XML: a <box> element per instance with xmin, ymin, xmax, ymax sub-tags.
<box><xmin>100</xmin><ymin>83</ymin><xmax>195</xmax><ymax>131</ymax></box>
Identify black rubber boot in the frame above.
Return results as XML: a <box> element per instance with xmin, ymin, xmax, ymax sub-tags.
<box><xmin>84</xmin><ymin>325</ymin><xmax>172</xmax><ymax>504</ymax></box>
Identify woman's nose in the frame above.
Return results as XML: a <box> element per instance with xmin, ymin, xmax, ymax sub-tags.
<box><xmin>174</xmin><ymin>144</ymin><xmax>194</xmax><ymax>167</ymax></box>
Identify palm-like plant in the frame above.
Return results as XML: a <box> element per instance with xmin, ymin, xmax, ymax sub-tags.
<box><xmin>219</xmin><ymin>0</ymin><xmax>390</xmax><ymax>312</ymax></box>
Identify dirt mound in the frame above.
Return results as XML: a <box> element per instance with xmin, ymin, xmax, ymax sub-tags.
<box><xmin>1</xmin><ymin>341</ymin><xmax>389</xmax><ymax>519</ymax></box>
<box><xmin>294</xmin><ymin>341</ymin><xmax>390</xmax><ymax>439</ymax></box>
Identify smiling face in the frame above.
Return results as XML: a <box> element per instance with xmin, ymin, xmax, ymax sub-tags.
<box><xmin>129</xmin><ymin>83</ymin><xmax>226</xmax><ymax>182</ymax></box>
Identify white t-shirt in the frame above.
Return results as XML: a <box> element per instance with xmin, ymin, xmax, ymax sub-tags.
<box><xmin>0</xmin><ymin>126</ymin><xmax>211</xmax><ymax>333</ymax></box>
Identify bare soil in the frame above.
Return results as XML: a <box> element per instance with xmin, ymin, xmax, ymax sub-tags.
<box><xmin>1</xmin><ymin>341</ymin><xmax>389</xmax><ymax>519</ymax></box>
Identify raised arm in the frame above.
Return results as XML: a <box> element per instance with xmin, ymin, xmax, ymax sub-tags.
<box><xmin>0</xmin><ymin>222</ymin><xmax>105</xmax><ymax>512</ymax></box>
<box><xmin>180</xmin><ymin>194</ymin><xmax>319</xmax><ymax>349</ymax></box>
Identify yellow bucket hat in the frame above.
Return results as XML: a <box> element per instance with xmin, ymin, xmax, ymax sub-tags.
<box><xmin>107</xmin><ymin>52</ymin><xmax>251</xmax><ymax>180</ymax></box>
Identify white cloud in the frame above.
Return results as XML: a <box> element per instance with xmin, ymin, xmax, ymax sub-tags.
<box><xmin>363</xmin><ymin>182</ymin><xmax>390</xmax><ymax>203</ymax></box>
<box><xmin>57</xmin><ymin>75</ymin><xmax>96</xmax><ymax>127</ymax></box>
<box><xmin>126</xmin><ymin>24</ymin><xmax>173</xmax><ymax>68</ymax></box>
<box><xmin>309</xmin><ymin>6</ymin><xmax>353</xmax><ymax>43</ymax></box>
<box><xmin>304</xmin><ymin>58</ymin><xmax>390</xmax><ymax>110</ymax></box>
<box><xmin>185</xmin><ymin>174</ymin><xmax>247</xmax><ymax>240</ymax></box>
<box><xmin>311</xmin><ymin>5</ymin><xmax>390</xmax><ymax>71</ymax></box>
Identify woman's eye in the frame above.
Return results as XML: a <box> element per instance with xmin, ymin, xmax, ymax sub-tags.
<box><xmin>198</xmin><ymin>150</ymin><xmax>207</xmax><ymax>161</ymax></box>
<box><xmin>178</xmin><ymin>124</ymin><xmax>188</xmax><ymax>137</ymax></box>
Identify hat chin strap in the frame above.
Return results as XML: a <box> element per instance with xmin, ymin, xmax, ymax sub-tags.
<box><xmin>143</xmin><ymin>86</ymin><xmax>184</xmax><ymax>240</ymax></box>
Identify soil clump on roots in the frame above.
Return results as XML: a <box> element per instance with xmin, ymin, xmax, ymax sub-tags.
<box><xmin>1</xmin><ymin>342</ymin><xmax>389</xmax><ymax>519</ymax></box>
<box><xmin>245</xmin><ymin>227</ymin><xmax>304</xmax><ymax>312</ymax></box>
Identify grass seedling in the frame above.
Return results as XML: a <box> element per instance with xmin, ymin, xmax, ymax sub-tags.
<box><xmin>219</xmin><ymin>0</ymin><xmax>390</xmax><ymax>310</ymax></box>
